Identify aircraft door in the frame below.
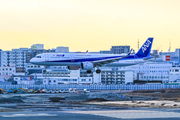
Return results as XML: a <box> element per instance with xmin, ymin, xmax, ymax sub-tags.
<box><xmin>71</xmin><ymin>54</ymin><xmax>74</xmax><ymax>62</ymax></box>
<box><xmin>45</xmin><ymin>54</ymin><xmax>49</xmax><ymax>61</ymax></box>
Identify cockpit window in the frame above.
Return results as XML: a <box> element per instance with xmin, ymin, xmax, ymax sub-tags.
<box><xmin>36</xmin><ymin>56</ymin><xmax>41</xmax><ymax>58</ymax></box>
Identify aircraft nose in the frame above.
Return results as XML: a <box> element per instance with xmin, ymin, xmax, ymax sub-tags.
<box><xmin>30</xmin><ymin>58</ymin><xmax>36</xmax><ymax>63</ymax></box>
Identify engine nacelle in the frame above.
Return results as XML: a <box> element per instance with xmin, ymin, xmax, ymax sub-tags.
<box><xmin>81</xmin><ymin>62</ymin><xmax>94</xmax><ymax>70</ymax></box>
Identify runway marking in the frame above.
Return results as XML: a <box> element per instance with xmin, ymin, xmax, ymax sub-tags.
<box><xmin>2</xmin><ymin>113</ymin><xmax>57</xmax><ymax>117</ymax></box>
<box><xmin>62</xmin><ymin>110</ymin><xmax>180</xmax><ymax>119</ymax></box>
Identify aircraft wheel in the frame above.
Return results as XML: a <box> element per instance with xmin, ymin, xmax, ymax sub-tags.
<box><xmin>43</xmin><ymin>70</ymin><xmax>46</xmax><ymax>73</ymax></box>
<box><xmin>96</xmin><ymin>69</ymin><xmax>101</xmax><ymax>74</ymax></box>
<box><xmin>87</xmin><ymin>70</ymin><xmax>92</xmax><ymax>73</ymax></box>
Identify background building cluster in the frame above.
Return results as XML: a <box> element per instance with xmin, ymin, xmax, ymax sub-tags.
<box><xmin>0</xmin><ymin>43</ymin><xmax>180</xmax><ymax>85</ymax></box>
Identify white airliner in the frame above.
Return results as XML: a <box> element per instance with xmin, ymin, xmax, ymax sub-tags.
<box><xmin>30</xmin><ymin>37</ymin><xmax>154</xmax><ymax>73</ymax></box>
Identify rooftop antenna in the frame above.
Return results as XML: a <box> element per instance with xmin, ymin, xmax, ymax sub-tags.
<box><xmin>137</xmin><ymin>39</ymin><xmax>139</xmax><ymax>50</ymax></box>
<box><xmin>168</xmin><ymin>39</ymin><xmax>171</xmax><ymax>52</ymax></box>
<box><xmin>47</xmin><ymin>46</ymin><xmax>49</xmax><ymax>53</ymax></box>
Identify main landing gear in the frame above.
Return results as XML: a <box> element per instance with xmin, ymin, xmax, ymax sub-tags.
<box><xmin>86</xmin><ymin>69</ymin><xmax>101</xmax><ymax>74</ymax></box>
<box><xmin>87</xmin><ymin>70</ymin><xmax>92</xmax><ymax>73</ymax></box>
<box><xmin>96</xmin><ymin>69</ymin><xmax>101</xmax><ymax>74</ymax></box>
<box><xmin>43</xmin><ymin>66</ymin><xmax>47</xmax><ymax>73</ymax></box>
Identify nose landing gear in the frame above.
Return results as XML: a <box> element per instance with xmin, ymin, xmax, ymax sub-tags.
<box><xmin>43</xmin><ymin>70</ymin><xmax>46</xmax><ymax>73</ymax></box>
<box><xmin>43</xmin><ymin>66</ymin><xmax>47</xmax><ymax>73</ymax></box>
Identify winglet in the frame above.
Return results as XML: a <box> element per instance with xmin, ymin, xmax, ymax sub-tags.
<box><xmin>128</xmin><ymin>49</ymin><xmax>133</xmax><ymax>56</ymax></box>
<box><xmin>86</xmin><ymin>50</ymin><xmax>88</xmax><ymax>54</ymax></box>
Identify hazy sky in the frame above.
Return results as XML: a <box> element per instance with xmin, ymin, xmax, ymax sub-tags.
<box><xmin>0</xmin><ymin>0</ymin><xmax>180</xmax><ymax>52</ymax></box>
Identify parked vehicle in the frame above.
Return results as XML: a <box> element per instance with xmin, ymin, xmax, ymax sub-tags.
<box><xmin>50</xmin><ymin>90</ymin><xmax>55</xmax><ymax>93</ymax></box>
<box><xmin>7</xmin><ymin>88</ymin><xmax>27</xmax><ymax>94</ymax></box>
<box><xmin>73</xmin><ymin>88</ymin><xmax>77</xmax><ymax>93</ymax></box>
<box><xmin>0</xmin><ymin>88</ymin><xmax>4</xmax><ymax>94</ymax></box>
<box><xmin>55</xmin><ymin>89</ymin><xmax>60</xmax><ymax>93</ymax></box>
<box><xmin>41</xmin><ymin>89</ymin><xmax>47</xmax><ymax>93</ymax></box>
<box><xmin>64</xmin><ymin>89</ymin><xmax>69</xmax><ymax>93</ymax></box>
<box><xmin>68</xmin><ymin>88</ymin><xmax>73</xmax><ymax>93</ymax></box>
<box><xmin>84</xmin><ymin>89</ymin><xmax>90</xmax><ymax>93</ymax></box>
<box><xmin>46</xmin><ymin>89</ymin><xmax>51</xmax><ymax>93</ymax></box>
<box><xmin>34</xmin><ymin>90</ymin><xmax>40</xmax><ymax>93</ymax></box>
<box><xmin>60</xmin><ymin>90</ymin><xmax>65</xmax><ymax>93</ymax></box>
<box><xmin>28</xmin><ymin>89</ymin><xmax>34</xmax><ymax>93</ymax></box>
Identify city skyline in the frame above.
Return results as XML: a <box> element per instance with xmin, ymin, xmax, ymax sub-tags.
<box><xmin>0</xmin><ymin>0</ymin><xmax>180</xmax><ymax>52</ymax></box>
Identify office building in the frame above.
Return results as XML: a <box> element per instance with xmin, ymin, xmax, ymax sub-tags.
<box><xmin>26</xmin><ymin>63</ymin><xmax>44</xmax><ymax>75</ymax></box>
<box><xmin>101</xmin><ymin>67</ymin><xmax>133</xmax><ymax>85</ymax></box>
<box><xmin>100</xmin><ymin>51</ymin><xmax>111</xmax><ymax>54</ymax></box>
<box><xmin>119</xmin><ymin>62</ymin><xmax>172</xmax><ymax>83</ymax></box>
<box><xmin>31</xmin><ymin>44</ymin><xmax>44</xmax><ymax>50</ymax></box>
<box><xmin>169</xmin><ymin>67</ymin><xmax>180</xmax><ymax>82</ymax></box>
<box><xmin>0</xmin><ymin>66</ymin><xmax>16</xmax><ymax>81</ymax></box>
<box><xmin>56</xmin><ymin>47</ymin><xmax>69</xmax><ymax>53</ymax></box>
<box><xmin>42</xmin><ymin>69</ymin><xmax>93</xmax><ymax>85</ymax></box>
<box><xmin>110</xmin><ymin>46</ymin><xmax>130</xmax><ymax>54</ymax></box>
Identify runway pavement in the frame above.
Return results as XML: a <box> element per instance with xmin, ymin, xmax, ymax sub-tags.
<box><xmin>0</xmin><ymin>109</ymin><xmax>180</xmax><ymax>120</ymax></box>
<box><xmin>0</xmin><ymin>111</ymin><xmax>120</xmax><ymax>120</ymax></box>
<box><xmin>0</xmin><ymin>93</ymin><xmax>180</xmax><ymax>119</ymax></box>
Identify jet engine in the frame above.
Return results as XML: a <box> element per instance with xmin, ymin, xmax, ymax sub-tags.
<box><xmin>81</xmin><ymin>62</ymin><xmax>94</xmax><ymax>70</ymax></box>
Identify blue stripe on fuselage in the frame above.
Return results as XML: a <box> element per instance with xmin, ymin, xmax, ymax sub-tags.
<box><xmin>46</xmin><ymin>55</ymin><xmax>143</xmax><ymax>63</ymax></box>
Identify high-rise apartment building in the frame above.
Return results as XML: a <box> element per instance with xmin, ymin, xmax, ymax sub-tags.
<box><xmin>6</xmin><ymin>48</ymin><xmax>28</xmax><ymax>73</ymax></box>
<box><xmin>0</xmin><ymin>49</ymin><xmax>7</xmax><ymax>67</ymax></box>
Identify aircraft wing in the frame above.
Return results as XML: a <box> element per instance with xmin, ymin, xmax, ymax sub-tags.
<box><xmin>93</xmin><ymin>49</ymin><xmax>132</xmax><ymax>67</ymax></box>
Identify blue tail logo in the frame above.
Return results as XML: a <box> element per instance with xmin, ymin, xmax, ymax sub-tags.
<box><xmin>135</xmin><ymin>37</ymin><xmax>153</xmax><ymax>57</ymax></box>
<box><xmin>142</xmin><ymin>39</ymin><xmax>152</xmax><ymax>53</ymax></box>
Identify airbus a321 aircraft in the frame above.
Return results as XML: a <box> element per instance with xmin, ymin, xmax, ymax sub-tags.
<box><xmin>30</xmin><ymin>37</ymin><xmax>153</xmax><ymax>74</ymax></box>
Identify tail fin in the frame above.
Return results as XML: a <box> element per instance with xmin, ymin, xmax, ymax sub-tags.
<box><xmin>135</xmin><ymin>37</ymin><xmax>153</xmax><ymax>57</ymax></box>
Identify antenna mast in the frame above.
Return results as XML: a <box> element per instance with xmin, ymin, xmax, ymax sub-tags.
<box><xmin>138</xmin><ymin>39</ymin><xmax>139</xmax><ymax>50</ymax></box>
<box><xmin>168</xmin><ymin>39</ymin><xmax>171</xmax><ymax>52</ymax></box>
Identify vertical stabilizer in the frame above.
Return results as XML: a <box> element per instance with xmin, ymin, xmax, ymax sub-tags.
<box><xmin>135</xmin><ymin>37</ymin><xmax>153</xmax><ymax>57</ymax></box>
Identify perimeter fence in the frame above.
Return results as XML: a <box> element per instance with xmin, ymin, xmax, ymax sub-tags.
<box><xmin>0</xmin><ymin>84</ymin><xmax>180</xmax><ymax>90</ymax></box>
